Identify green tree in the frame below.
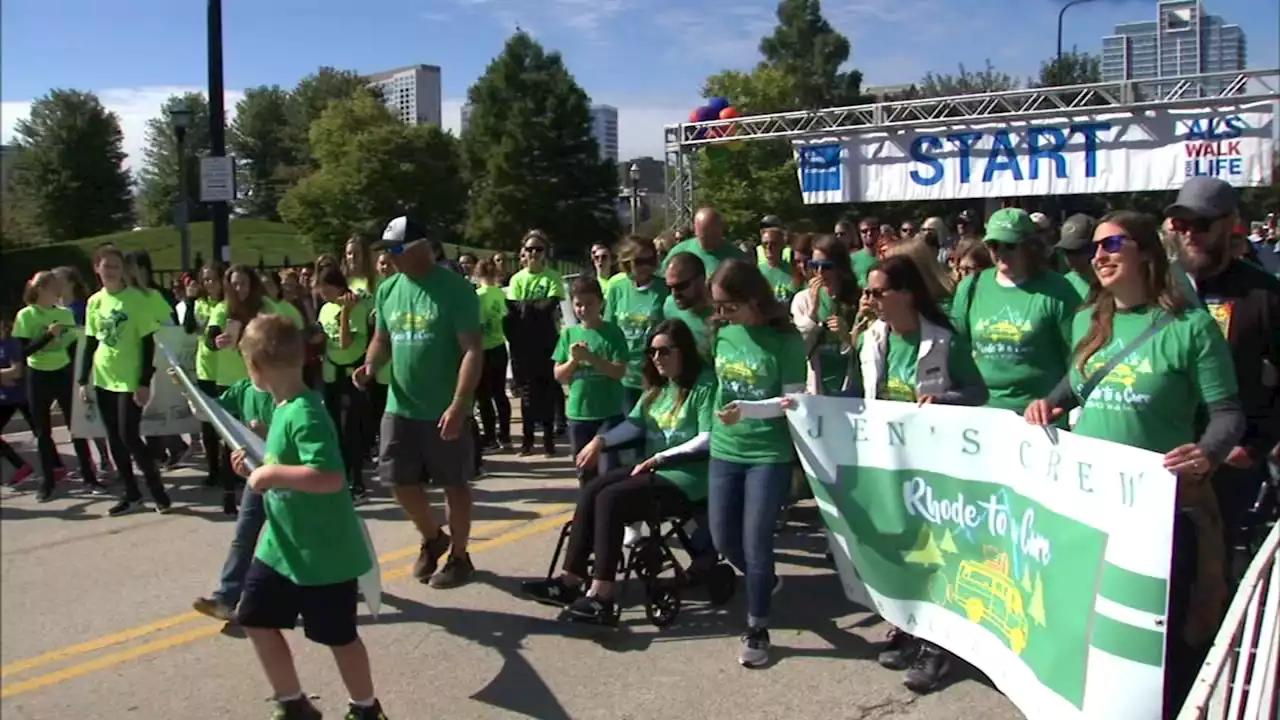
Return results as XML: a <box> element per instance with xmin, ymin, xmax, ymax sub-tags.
<box><xmin>278</xmin><ymin>94</ymin><xmax>466</xmax><ymax>252</ymax></box>
<box><xmin>462</xmin><ymin>32</ymin><xmax>618</xmax><ymax>252</ymax></box>
<box><xmin>229</xmin><ymin>85</ymin><xmax>295</xmax><ymax>220</ymax></box>
<box><xmin>135</xmin><ymin>92</ymin><xmax>212</xmax><ymax>228</ymax></box>
<box><xmin>285</xmin><ymin>67</ymin><xmax>380</xmax><ymax>170</ymax></box>
<box><xmin>758</xmin><ymin>0</ymin><xmax>868</xmax><ymax>109</ymax></box>
<box><xmin>915</xmin><ymin>60</ymin><xmax>1019</xmax><ymax>99</ymax></box>
<box><xmin>1034</xmin><ymin>49</ymin><xmax>1102</xmax><ymax>88</ymax></box>
<box><xmin>8</xmin><ymin>90</ymin><xmax>134</xmax><ymax>241</ymax></box>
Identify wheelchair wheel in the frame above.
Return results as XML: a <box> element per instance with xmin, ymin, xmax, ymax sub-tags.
<box><xmin>645</xmin><ymin>588</ymin><xmax>681</xmax><ymax>628</ymax></box>
<box><xmin>632</xmin><ymin>539</ymin><xmax>664</xmax><ymax>578</ymax></box>
<box><xmin>706</xmin><ymin>563</ymin><xmax>736</xmax><ymax>606</ymax></box>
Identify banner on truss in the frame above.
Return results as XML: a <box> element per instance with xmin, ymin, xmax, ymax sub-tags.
<box><xmin>785</xmin><ymin>396</ymin><xmax>1175</xmax><ymax>720</ymax></box>
<box><xmin>793</xmin><ymin>102</ymin><xmax>1276</xmax><ymax>204</ymax></box>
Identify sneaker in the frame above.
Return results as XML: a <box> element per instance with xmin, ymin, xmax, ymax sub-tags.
<box><xmin>429</xmin><ymin>553</ymin><xmax>474</xmax><ymax>589</ymax></box>
<box><xmin>36</xmin><ymin>488</ymin><xmax>55</xmax><ymax>503</ymax></box>
<box><xmin>877</xmin><ymin>627</ymin><xmax>919</xmax><ymax>670</ymax></box>
<box><xmin>543</xmin><ymin>446</ymin><xmax>557</xmax><ymax>459</ymax></box>
<box><xmin>7</xmin><ymin>464</ymin><xmax>34</xmax><ymax>487</ymax></box>
<box><xmin>623</xmin><ymin>523</ymin><xmax>644</xmax><ymax>547</ymax></box>
<box><xmin>222</xmin><ymin>491</ymin><xmax>238</xmax><ymax>517</ymax></box>
<box><xmin>903</xmin><ymin>642</ymin><xmax>951</xmax><ymax>694</ymax></box>
<box><xmin>521</xmin><ymin>577</ymin><xmax>583</xmax><ymax>608</ymax></box>
<box><xmin>738</xmin><ymin>627</ymin><xmax>771</xmax><ymax>668</ymax></box>
<box><xmin>565</xmin><ymin>593</ymin><xmax>615</xmax><ymax>624</ymax></box>
<box><xmin>192</xmin><ymin>596</ymin><xmax>236</xmax><ymax>622</ymax></box>
<box><xmin>107</xmin><ymin>498</ymin><xmax>140</xmax><ymax>517</ymax></box>
<box><xmin>518</xmin><ymin>445</ymin><xmax>536</xmax><ymax>458</ymax></box>
<box><xmin>344</xmin><ymin>700</ymin><xmax>388</xmax><ymax>720</ymax></box>
<box><xmin>271</xmin><ymin>696</ymin><xmax>323</xmax><ymax>720</ymax></box>
<box><xmin>153</xmin><ymin>488</ymin><xmax>173</xmax><ymax>514</ymax></box>
<box><xmin>412</xmin><ymin>530</ymin><xmax>451</xmax><ymax>582</ymax></box>
<box><xmin>350</xmin><ymin>485</ymin><xmax>370</xmax><ymax>505</ymax></box>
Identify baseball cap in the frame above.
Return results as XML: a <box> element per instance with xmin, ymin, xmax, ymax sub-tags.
<box><xmin>759</xmin><ymin>214</ymin><xmax>784</xmax><ymax>230</ymax></box>
<box><xmin>1164</xmin><ymin>176</ymin><xmax>1238</xmax><ymax>220</ymax></box>
<box><xmin>983</xmin><ymin>208</ymin><xmax>1037</xmax><ymax>244</ymax></box>
<box><xmin>377</xmin><ymin>216</ymin><xmax>429</xmax><ymax>254</ymax></box>
<box><xmin>1056</xmin><ymin>213</ymin><xmax>1097</xmax><ymax>252</ymax></box>
<box><xmin>957</xmin><ymin>208</ymin><xmax>978</xmax><ymax>224</ymax></box>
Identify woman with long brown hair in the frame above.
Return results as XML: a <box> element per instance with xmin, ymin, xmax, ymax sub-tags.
<box><xmin>342</xmin><ymin>236</ymin><xmax>378</xmax><ymax>297</ymax></box>
<box><xmin>604</xmin><ymin>235</ymin><xmax>667</xmax><ymax>415</ymax></box>
<box><xmin>883</xmin><ymin>236</ymin><xmax>957</xmax><ymax>310</ymax></box>
<box><xmin>791</xmin><ymin>233</ymin><xmax>860</xmax><ymax>395</ymax></box>
<box><xmin>1024</xmin><ymin>210</ymin><xmax>1244</xmax><ymax>713</ymax></box>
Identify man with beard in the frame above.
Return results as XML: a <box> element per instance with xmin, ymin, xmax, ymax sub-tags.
<box><xmin>1165</xmin><ymin>176</ymin><xmax>1280</xmax><ymax>576</ymax></box>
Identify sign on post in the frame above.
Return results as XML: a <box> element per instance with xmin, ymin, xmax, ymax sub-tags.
<box><xmin>786</xmin><ymin>396</ymin><xmax>1176</xmax><ymax>720</ymax></box>
<box><xmin>794</xmin><ymin>102</ymin><xmax>1276</xmax><ymax>203</ymax></box>
<box><xmin>199</xmin><ymin>155</ymin><xmax>236</xmax><ymax>203</ymax></box>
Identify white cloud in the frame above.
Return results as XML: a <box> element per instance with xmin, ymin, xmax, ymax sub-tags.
<box><xmin>0</xmin><ymin>86</ymin><xmax>246</xmax><ymax>173</ymax></box>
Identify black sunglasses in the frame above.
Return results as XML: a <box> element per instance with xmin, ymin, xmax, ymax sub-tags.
<box><xmin>863</xmin><ymin>287</ymin><xmax>888</xmax><ymax>299</ymax></box>
<box><xmin>524</xmin><ymin>246</ymin><xmax>546</xmax><ymax>254</ymax></box>
<box><xmin>666</xmin><ymin>277</ymin><xmax>695</xmax><ymax>293</ymax></box>
<box><xmin>983</xmin><ymin>241</ymin><xmax>1017</xmax><ymax>254</ymax></box>
<box><xmin>1169</xmin><ymin>216</ymin><xmax>1225</xmax><ymax>234</ymax></box>
<box><xmin>649</xmin><ymin>345</ymin><xmax>674</xmax><ymax>358</ymax></box>
<box><xmin>807</xmin><ymin>259</ymin><xmax>836</xmax><ymax>271</ymax></box>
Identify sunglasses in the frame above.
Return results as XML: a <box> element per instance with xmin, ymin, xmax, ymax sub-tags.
<box><xmin>807</xmin><ymin>259</ymin><xmax>836</xmax><ymax>272</ymax></box>
<box><xmin>649</xmin><ymin>345</ymin><xmax>674</xmax><ymax>358</ymax></box>
<box><xmin>666</xmin><ymin>277</ymin><xmax>694</xmax><ymax>293</ymax></box>
<box><xmin>1169</xmin><ymin>216</ymin><xmax>1223</xmax><ymax>234</ymax></box>
<box><xmin>387</xmin><ymin>238</ymin><xmax>428</xmax><ymax>256</ymax></box>
<box><xmin>901</xmin><ymin>226</ymin><xmax>916</xmax><ymax>234</ymax></box>
<box><xmin>1093</xmin><ymin>234</ymin><xmax>1129</xmax><ymax>254</ymax></box>
<box><xmin>524</xmin><ymin>246</ymin><xmax>546</xmax><ymax>255</ymax></box>
<box><xmin>983</xmin><ymin>241</ymin><xmax>1017</xmax><ymax>255</ymax></box>
<box><xmin>863</xmin><ymin>287</ymin><xmax>889</xmax><ymax>299</ymax></box>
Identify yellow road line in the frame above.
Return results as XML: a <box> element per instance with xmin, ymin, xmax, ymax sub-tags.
<box><xmin>0</xmin><ymin>509</ymin><xmax>568</xmax><ymax>681</ymax></box>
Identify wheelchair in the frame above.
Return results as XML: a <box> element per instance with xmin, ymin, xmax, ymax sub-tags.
<box><xmin>545</xmin><ymin>503</ymin><xmax>737</xmax><ymax>628</ymax></box>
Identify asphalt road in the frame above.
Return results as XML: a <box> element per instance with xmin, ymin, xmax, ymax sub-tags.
<box><xmin>0</xmin><ymin>425</ymin><xmax>1025</xmax><ymax>720</ymax></box>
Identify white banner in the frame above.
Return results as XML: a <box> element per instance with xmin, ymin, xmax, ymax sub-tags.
<box><xmin>786</xmin><ymin>396</ymin><xmax>1176</xmax><ymax>719</ymax></box>
<box><xmin>70</xmin><ymin>327</ymin><xmax>201</xmax><ymax>439</ymax></box>
<box><xmin>794</xmin><ymin>102</ymin><xmax>1276</xmax><ymax>203</ymax></box>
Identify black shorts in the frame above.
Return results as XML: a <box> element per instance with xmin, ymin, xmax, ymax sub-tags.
<box><xmin>236</xmin><ymin>558</ymin><xmax>359</xmax><ymax>647</ymax></box>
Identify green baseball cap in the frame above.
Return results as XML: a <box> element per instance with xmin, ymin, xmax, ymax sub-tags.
<box><xmin>983</xmin><ymin>208</ymin><xmax>1037</xmax><ymax>244</ymax></box>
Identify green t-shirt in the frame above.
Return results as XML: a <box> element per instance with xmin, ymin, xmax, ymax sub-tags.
<box><xmin>1069</xmin><ymin>307</ymin><xmax>1238</xmax><ymax>454</ymax></box>
<box><xmin>12</xmin><ymin>304</ymin><xmax>77</xmax><ymax>371</ymax></box>
<box><xmin>207</xmin><ymin>302</ymin><xmax>249</xmax><ymax>388</ymax></box>
<box><xmin>661</xmin><ymin>237</ymin><xmax>747</xmax><ymax>278</ymax></box>
<box><xmin>319</xmin><ymin>297</ymin><xmax>373</xmax><ymax>383</ymax></box>
<box><xmin>630</xmin><ymin>377</ymin><xmax>716</xmax><ymax>501</ymax></box>
<box><xmin>508</xmin><ymin>267</ymin><xmax>565</xmax><ymax>300</ymax></box>
<box><xmin>812</xmin><ymin>289</ymin><xmax>853</xmax><ymax>395</ymax></box>
<box><xmin>477</xmin><ymin>285</ymin><xmax>508</xmax><ymax>350</ymax></box>
<box><xmin>255</xmin><ymin>392</ymin><xmax>373</xmax><ymax>586</ymax></box>
<box><xmin>85</xmin><ymin>287</ymin><xmax>159</xmax><ymax>393</ymax></box>
<box><xmin>952</xmin><ymin>269</ymin><xmax>1082</xmax><ymax>413</ymax></box>
<box><xmin>553</xmin><ymin>322</ymin><xmax>628</xmax><ymax>420</ymax></box>
<box><xmin>217</xmin><ymin>378</ymin><xmax>275</xmax><ymax>424</ymax></box>
<box><xmin>142</xmin><ymin>288</ymin><xmax>175</xmax><ymax>327</ymax></box>
<box><xmin>268</xmin><ymin>298</ymin><xmax>305</xmax><ymax>329</ymax></box>
<box><xmin>193</xmin><ymin>297</ymin><xmax>220</xmax><ymax>382</ymax></box>
<box><xmin>759</xmin><ymin>263</ymin><xmax>800</xmax><ymax>305</ymax></box>
<box><xmin>711</xmin><ymin>323</ymin><xmax>807</xmax><ymax>464</ymax></box>
<box><xmin>605</xmin><ymin>277</ymin><xmax>667</xmax><ymax>389</ymax></box>
<box><xmin>851</xmin><ymin>330</ymin><xmax>985</xmax><ymax>402</ymax></box>
<box><xmin>756</xmin><ymin>245</ymin><xmax>793</xmax><ymax>266</ymax></box>
<box><xmin>1062</xmin><ymin>270</ymin><xmax>1093</xmax><ymax>299</ymax></box>
<box><xmin>851</xmin><ymin>249</ymin><xmax>877</xmax><ymax>289</ymax></box>
<box><xmin>376</xmin><ymin>267</ymin><xmax>481</xmax><ymax>422</ymax></box>
<box><xmin>660</xmin><ymin>297</ymin><xmax>714</xmax><ymax>360</ymax></box>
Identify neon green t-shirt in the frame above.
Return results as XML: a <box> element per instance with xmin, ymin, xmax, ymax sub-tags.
<box><xmin>477</xmin><ymin>285</ymin><xmax>508</xmax><ymax>351</ymax></box>
<box><xmin>193</xmin><ymin>297</ymin><xmax>220</xmax><ymax>382</ymax></box>
<box><xmin>507</xmin><ymin>267</ymin><xmax>565</xmax><ymax>301</ymax></box>
<box><xmin>347</xmin><ymin>276</ymin><xmax>376</xmax><ymax>299</ymax></box>
<box><xmin>1069</xmin><ymin>306</ymin><xmax>1238</xmax><ymax>454</ymax></box>
<box><xmin>375</xmin><ymin>267</ymin><xmax>480</xmax><ymax>422</ymax></box>
<box><xmin>756</xmin><ymin>245</ymin><xmax>793</xmax><ymax>266</ymax></box>
<box><xmin>255</xmin><ymin>391</ymin><xmax>373</xmax><ymax>586</ymax></box>
<box><xmin>812</xmin><ymin>288</ymin><xmax>853</xmax><ymax>395</ymax></box>
<box><xmin>552</xmin><ymin>322</ymin><xmax>629</xmax><ymax>421</ymax></box>
<box><xmin>217</xmin><ymin>378</ymin><xmax>275</xmax><ymax>424</ymax></box>
<box><xmin>605</xmin><ymin>276</ymin><xmax>667</xmax><ymax>389</ymax></box>
<box><xmin>660</xmin><ymin>296</ymin><xmax>713</xmax><ymax>360</ymax></box>
<box><xmin>661</xmin><ymin>237</ymin><xmax>747</xmax><ymax>278</ymax></box>
<box><xmin>850</xmin><ymin>249</ymin><xmax>877</xmax><ymax>289</ymax></box>
<box><xmin>711</xmin><ymin>323</ymin><xmax>807</xmax><ymax>464</ymax></box>
<box><xmin>630</xmin><ymin>376</ymin><xmax>716</xmax><ymax>501</ymax></box>
<box><xmin>140</xmin><ymin>288</ymin><xmax>174</xmax><ymax>327</ymax></box>
<box><xmin>759</xmin><ymin>263</ymin><xmax>800</xmax><ymax>305</ymax></box>
<box><xmin>952</xmin><ymin>269</ymin><xmax>1082</xmax><ymax>413</ymax></box>
<box><xmin>207</xmin><ymin>302</ymin><xmax>249</xmax><ymax>388</ymax></box>
<box><xmin>85</xmin><ymin>287</ymin><xmax>159</xmax><ymax>393</ymax></box>
<box><xmin>319</xmin><ymin>297</ymin><xmax>373</xmax><ymax>383</ymax></box>
<box><xmin>267</xmin><ymin>298</ymin><xmax>305</xmax><ymax>329</ymax></box>
<box><xmin>12</xmin><ymin>304</ymin><xmax>77</xmax><ymax>371</ymax></box>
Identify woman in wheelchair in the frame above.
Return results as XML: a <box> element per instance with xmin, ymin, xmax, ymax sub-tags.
<box><xmin>521</xmin><ymin>319</ymin><xmax>716</xmax><ymax>624</ymax></box>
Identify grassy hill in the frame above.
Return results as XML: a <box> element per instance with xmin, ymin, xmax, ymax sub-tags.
<box><xmin>73</xmin><ymin>219</ymin><xmax>311</xmax><ymax>269</ymax></box>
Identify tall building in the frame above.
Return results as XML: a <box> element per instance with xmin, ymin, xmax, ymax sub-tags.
<box><xmin>460</xmin><ymin>103</ymin><xmax>473</xmax><ymax>134</ymax></box>
<box><xmin>590</xmin><ymin>104</ymin><xmax>619</xmax><ymax>162</ymax></box>
<box><xmin>366</xmin><ymin>64</ymin><xmax>443</xmax><ymax>127</ymax></box>
<box><xmin>1101</xmin><ymin>1</ymin><xmax>1246</xmax><ymax>96</ymax></box>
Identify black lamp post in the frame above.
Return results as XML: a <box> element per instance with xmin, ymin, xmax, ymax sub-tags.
<box><xmin>208</xmin><ymin>0</ymin><xmax>230</xmax><ymax>264</ymax></box>
<box><xmin>1057</xmin><ymin>0</ymin><xmax>1098</xmax><ymax>63</ymax></box>
<box><xmin>628</xmin><ymin>163</ymin><xmax>641</xmax><ymax>234</ymax></box>
<box><xmin>169</xmin><ymin>100</ymin><xmax>194</xmax><ymax>271</ymax></box>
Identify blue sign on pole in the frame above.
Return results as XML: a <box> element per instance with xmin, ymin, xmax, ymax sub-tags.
<box><xmin>799</xmin><ymin>144</ymin><xmax>844</xmax><ymax>195</ymax></box>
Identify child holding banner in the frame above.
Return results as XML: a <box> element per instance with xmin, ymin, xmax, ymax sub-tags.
<box><xmin>13</xmin><ymin>271</ymin><xmax>106</xmax><ymax>501</ymax></box>
<box><xmin>79</xmin><ymin>245</ymin><xmax>171</xmax><ymax>516</ymax></box>
<box><xmin>227</xmin><ymin>314</ymin><xmax>387</xmax><ymax>720</ymax></box>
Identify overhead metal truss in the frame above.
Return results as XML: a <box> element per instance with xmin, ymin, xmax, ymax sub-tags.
<box><xmin>663</xmin><ymin>68</ymin><xmax>1280</xmax><ymax>230</ymax></box>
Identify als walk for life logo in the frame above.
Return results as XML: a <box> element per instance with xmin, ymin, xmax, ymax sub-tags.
<box><xmin>1182</xmin><ymin>116</ymin><xmax>1247</xmax><ymax>181</ymax></box>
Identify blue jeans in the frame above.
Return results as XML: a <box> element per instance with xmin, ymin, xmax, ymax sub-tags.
<box><xmin>568</xmin><ymin>417</ymin><xmax>623</xmax><ymax>483</ymax></box>
<box><xmin>212</xmin><ymin>488</ymin><xmax>266</xmax><ymax>607</ymax></box>
<box><xmin>707</xmin><ymin>459</ymin><xmax>793</xmax><ymax>627</ymax></box>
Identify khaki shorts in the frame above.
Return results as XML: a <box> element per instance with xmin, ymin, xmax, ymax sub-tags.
<box><xmin>377</xmin><ymin>413</ymin><xmax>474</xmax><ymax>488</ymax></box>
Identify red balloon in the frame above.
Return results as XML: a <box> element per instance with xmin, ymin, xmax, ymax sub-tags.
<box><xmin>689</xmin><ymin>109</ymin><xmax>702</xmax><ymax>123</ymax></box>
<box><xmin>719</xmin><ymin>106</ymin><xmax>740</xmax><ymax>119</ymax></box>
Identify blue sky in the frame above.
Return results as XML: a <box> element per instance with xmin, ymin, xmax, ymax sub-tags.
<box><xmin>2</xmin><ymin>0</ymin><xmax>1276</xmax><ymax>167</ymax></box>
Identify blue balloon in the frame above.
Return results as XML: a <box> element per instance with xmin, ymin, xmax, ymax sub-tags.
<box><xmin>707</xmin><ymin>97</ymin><xmax>731</xmax><ymax>114</ymax></box>
<box><xmin>694</xmin><ymin>105</ymin><xmax>718</xmax><ymax>122</ymax></box>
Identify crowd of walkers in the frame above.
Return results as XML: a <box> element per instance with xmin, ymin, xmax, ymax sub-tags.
<box><xmin>2</xmin><ymin>175</ymin><xmax>1278</xmax><ymax>720</ymax></box>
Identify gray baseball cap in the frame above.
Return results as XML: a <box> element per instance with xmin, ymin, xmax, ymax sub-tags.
<box><xmin>1164</xmin><ymin>177</ymin><xmax>1238</xmax><ymax>220</ymax></box>
<box><xmin>1056</xmin><ymin>214</ymin><xmax>1097</xmax><ymax>252</ymax></box>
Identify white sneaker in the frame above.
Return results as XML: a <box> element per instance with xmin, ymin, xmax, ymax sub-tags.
<box><xmin>623</xmin><ymin>523</ymin><xmax>644</xmax><ymax>547</ymax></box>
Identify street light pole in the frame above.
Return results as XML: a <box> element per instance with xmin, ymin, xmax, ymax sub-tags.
<box><xmin>628</xmin><ymin>163</ymin><xmax>641</xmax><ymax>235</ymax></box>
<box><xmin>1057</xmin><ymin>0</ymin><xmax>1097</xmax><ymax>63</ymax></box>
<box><xmin>207</xmin><ymin>0</ymin><xmax>230</xmax><ymax>264</ymax></box>
<box><xmin>169</xmin><ymin>101</ymin><xmax>194</xmax><ymax>272</ymax></box>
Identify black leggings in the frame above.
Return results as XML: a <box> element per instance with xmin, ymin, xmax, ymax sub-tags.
<box><xmin>519</xmin><ymin>360</ymin><xmax>555</xmax><ymax>450</ymax></box>
<box><xmin>27</xmin><ymin>366</ymin><xmax>96</xmax><ymax>489</ymax></box>
<box><xmin>367</xmin><ymin>382</ymin><xmax>388</xmax><ymax>458</ymax></box>
<box><xmin>476</xmin><ymin>345</ymin><xmax>511</xmax><ymax>445</ymax></box>
<box><xmin>324</xmin><ymin>379</ymin><xmax>367</xmax><ymax>490</ymax></box>
<box><xmin>562</xmin><ymin>468</ymin><xmax>693</xmax><ymax>583</ymax></box>
<box><xmin>0</xmin><ymin>403</ymin><xmax>33</xmax><ymax>469</ymax></box>
<box><xmin>197</xmin><ymin>379</ymin><xmax>222</xmax><ymax>482</ymax></box>
<box><xmin>94</xmin><ymin>387</ymin><xmax>166</xmax><ymax>502</ymax></box>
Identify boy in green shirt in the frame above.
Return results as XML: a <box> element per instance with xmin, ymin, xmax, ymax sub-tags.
<box><xmin>228</xmin><ymin>315</ymin><xmax>386</xmax><ymax>720</ymax></box>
